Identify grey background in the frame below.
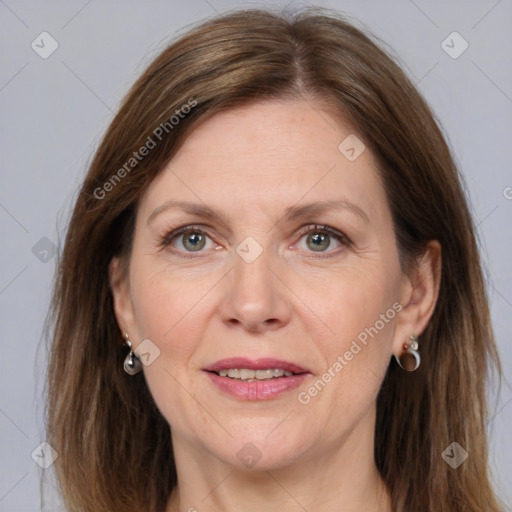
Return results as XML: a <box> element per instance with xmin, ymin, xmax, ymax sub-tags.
<box><xmin>0</xmin><ymin>0</ymin><xmax>511</xmax><ymax>510</ymax></box>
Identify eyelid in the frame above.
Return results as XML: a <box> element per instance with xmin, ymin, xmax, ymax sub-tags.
<box><xmin>159</xmin><ymin>224</ymin><xmax>215</xmax><ymax>248</ymax></box>
<box><xmin>294</xmin><ymin>224</ymin><xmax>351</xmax><ymax>245</ymax></box>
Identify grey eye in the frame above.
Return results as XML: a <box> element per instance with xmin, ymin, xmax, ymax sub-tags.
<box><xmin>306</xmin><ymin>232</ymin><xmax>331</xmax><ymax>251</ymax></box>
<box><xmin>181</xmin><ymin>232</ymin><xmax>206</xmax><ymax>251</ymax></box>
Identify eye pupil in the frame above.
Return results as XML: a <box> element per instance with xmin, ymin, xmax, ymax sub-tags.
<box><xmin>183</xmin><ymin>232</ymin><xmax>206</xmax><ymax>251</ymax></box>
<box><xmin>307</xmin><ymin>232</ymin><xmax>330</xmax><ymax>251</ymax></box>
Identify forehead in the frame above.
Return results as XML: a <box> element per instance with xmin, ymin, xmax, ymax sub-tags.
<box><xmin>137</xmin><ymin>99</ymin><xmax>388</xmax><ymax>226</ymax></box>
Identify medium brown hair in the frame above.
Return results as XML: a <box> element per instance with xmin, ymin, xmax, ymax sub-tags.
<box><xmin>45</xmin><ymin>7</ymin><xmax>504</xmax><ymax>511</ymax></box>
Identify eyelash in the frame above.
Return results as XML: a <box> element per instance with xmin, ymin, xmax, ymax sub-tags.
<box><xmin>158</xmin><ymin>224</ymin><xmax>351</xmax><ymax>259</ymax></box>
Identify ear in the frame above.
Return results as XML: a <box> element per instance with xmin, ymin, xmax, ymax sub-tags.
<box><xmin>392</xmin><ymin>240</ymin><xmax>442</xmax><ymax>356</ymax></box>
<box><xmin>109</xmin><ymin>256</ymin><xmax>137</xmax><ymax>339</ymax></box>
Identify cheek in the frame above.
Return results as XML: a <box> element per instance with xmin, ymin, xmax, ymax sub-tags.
<box><xmin>302</xmin><ymin>263</ymin><xmax>400</xmax><ymax>398</ymax></box>
<box><xmin>130</xmin><ymin>260</ymin><xmax>214</xmax><ymax>339</ymax></box>
<box><xmin>129</xmin><ymin>266</ymin><xmax>213</xmax><ymax>430</ymax></box>
<box><xmin>296</xmin><ymin>284</ymin><xmax>397</xmax><ymax>441</ymax></box>
<box><xmin>305</xmin><ymin>261</ymin><xmax>399</xmax><ymax>341</ymax></box>
<box><xmin>127</xmin><ymin>268</ymin><xmax>202</xmax><ymax>392</ymax></box>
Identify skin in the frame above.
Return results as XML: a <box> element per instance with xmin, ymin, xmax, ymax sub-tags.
<box><xmin>110</xmin><ymin>98</ymin><xmax>441</xmax><ymax>512</ymax></box>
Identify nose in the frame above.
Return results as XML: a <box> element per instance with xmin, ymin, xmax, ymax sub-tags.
<box><xmin>218</xmin><ymin>249</ymin><xmax>292</xmax><ymax>334</ymax></box>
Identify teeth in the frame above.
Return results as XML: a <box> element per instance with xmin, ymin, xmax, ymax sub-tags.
<box><xmin>240</xmin><ymin>369</ymin><xmax>255</xmax><ymax>380</ymax></box>
<box><xmin>256</xmin><ymin>369</ymin><xmax>274</xmax><ymax>379</ymax></box>
<box><xmin>217</xmin><ymin>368</ymin><xmax>296</xmax><ymax>380</ymax></box>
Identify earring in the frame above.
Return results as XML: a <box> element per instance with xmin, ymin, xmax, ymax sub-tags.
<box><xmin>394</xmin><ymin>335</ymin><xmax>420</xmax><ymax>371</ymax></box>
<box><xmin>123</xmin><ymin>334</ymin><xmax>142</xmax><ymax>375</ymax></box>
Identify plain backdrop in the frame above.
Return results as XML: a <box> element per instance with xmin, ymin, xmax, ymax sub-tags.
<box><xmin>0</xmin><ymin>1</ymin><xmax>511</xmax><ymax>510</ymax></box>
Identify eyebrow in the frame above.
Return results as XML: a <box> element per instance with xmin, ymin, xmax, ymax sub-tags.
<box><xmin>146</xmin><ymin>199</ymin><xmax>370</xmax><ymax>227</ymax></box>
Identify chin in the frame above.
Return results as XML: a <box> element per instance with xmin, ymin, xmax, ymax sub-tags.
<box><xmin>212</xmin><ymin>427</ymin><xmax>310</xmax><ymax>471</ymax></box>
<box><xmin>221</xmin><ymin>443</ymin><xmax>303</xmax><ymax>472</ymax></box>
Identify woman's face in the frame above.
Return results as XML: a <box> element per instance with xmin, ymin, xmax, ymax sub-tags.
<box><xmin>112</xmin><ymin>99</ymin><xmax>420</xmax><ymax>470</ymax></box>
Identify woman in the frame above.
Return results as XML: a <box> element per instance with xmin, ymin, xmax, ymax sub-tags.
<box><xmin>45</xmin><ymin>7</ymin><xmax>504</xmax><ymax>512</ymax></box>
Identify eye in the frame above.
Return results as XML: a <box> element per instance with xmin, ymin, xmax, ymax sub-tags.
<box><xmin>295</xmin><ymin>224</ymin><xmax>350</xmax><ymax>256</ymax></box>
<box><xmin>159</xmin><ymin>223</ymin><xmax>350</xmax><ymax>258</ymax></box>
<box><xmin>160</xmin><ymin>225</ymin><xmax>216</xmax><ymax>255</ymax></box>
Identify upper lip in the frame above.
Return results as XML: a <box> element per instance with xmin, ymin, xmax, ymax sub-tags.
<box><xmin>203</xmin><ymin>357</ymin><xmax>309</xmax><ymax>374</ymax></box>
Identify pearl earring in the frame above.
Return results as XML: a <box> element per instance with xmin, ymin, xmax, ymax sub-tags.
<box><xmin>123</xmin><ymin>334</ymin><xmax>142</xmax><ymax>375</ymax></box>
<box><xmin>394</xmin><ymin>335</ymin><xmax>420</xmax><ymax>371</ymax></box>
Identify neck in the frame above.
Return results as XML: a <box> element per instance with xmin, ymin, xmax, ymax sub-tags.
<box><xmin>166</xmin><ymin>408</ymin><xmax>392</xmax><ymax>512</ymax></box>
<box><xmin>168</xmin><ymin>467</ymin><xmax>391</xmax><ymax>512</ymax></box>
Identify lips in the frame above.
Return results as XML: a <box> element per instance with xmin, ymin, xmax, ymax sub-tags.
<box><xmin>203</xmin><ymin>357</ymin><xmax>311</xmax><ymax>400</ymax></box>
<box><xmin>203</xmin><ymin>357</ymin><xmax>309</xmax><ymax>374</ymax></box>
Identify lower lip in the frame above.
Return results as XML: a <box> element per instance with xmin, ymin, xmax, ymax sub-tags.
<box><xmin>204</xmin><ymin>371</ymin><xmax>309</xmax><ymax>400</ymax></box>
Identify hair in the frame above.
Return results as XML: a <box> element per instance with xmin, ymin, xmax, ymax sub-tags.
<box><xmin>45</xmin><ymin>6</ymin><xmax>504</xmax><ymax>512</ymax></box>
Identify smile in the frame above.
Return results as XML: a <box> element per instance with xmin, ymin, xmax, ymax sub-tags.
<box><xmin>203</xmin><ymin>357</ymin><xmax>310</xmax><ymax>400</ymax></box>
